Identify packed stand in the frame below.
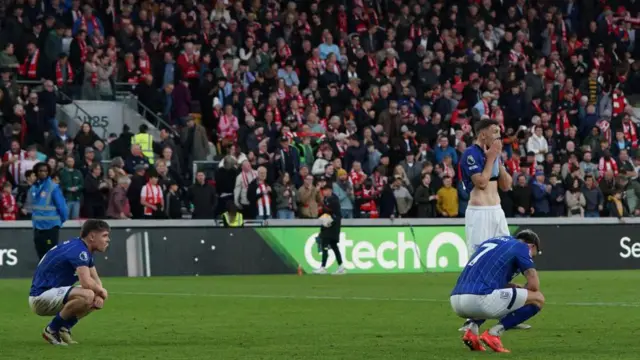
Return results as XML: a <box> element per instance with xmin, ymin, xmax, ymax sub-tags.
<box><xmin>2</xmin><ymin>0</ymin><xmax>640</xmax><ymax>221</ymax></box>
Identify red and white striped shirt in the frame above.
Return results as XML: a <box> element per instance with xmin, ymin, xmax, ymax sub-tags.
<box><xmin>3</xmin><ymin>150</ymin><xmax>26</xmax><ymax>184</ymax></box>
<box><xmin>141</xmin><ymin>183</ymin><xmax>163</xmax><ymax>216</ymax></box>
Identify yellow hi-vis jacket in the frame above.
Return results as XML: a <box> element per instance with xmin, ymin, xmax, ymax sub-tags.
<box><xmin>222</xmin><ymin>212</ymin><xmax>244</xmax><ymax>227</ymax></box>
<box><xmin>131</xmin><ymin>132</ymin><xmax>154</xmax><ymax>164</ymax></box>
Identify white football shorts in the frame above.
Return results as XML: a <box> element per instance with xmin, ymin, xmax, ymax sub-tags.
<box><xmin>28</xmin><ymin>286</ymin><xmax>75</xmax><ymax>316</ymax></box>
<box><xmin>450</xmin><ymin>288</ymin><xmax>528</xmax><ymax>320</ymax></box>
<box><xmin>465</xmin><ymin>205</ymin><xmax>510</xmax><ymax>254</ymax></box>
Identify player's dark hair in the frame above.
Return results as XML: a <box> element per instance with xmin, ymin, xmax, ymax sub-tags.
<box><xmin>514</xmin><ymin>229</ymin><xmax>542</xmax><ymax>255</ymax></box>
<box><xmin>474</xmin><ymin>118</ymin><xmax>500</xmax><ymax>134</ymax></box>
<box><xmin>81</xmin><ymin>219</ymin><xmax>111</xmax><ymax>238</ymax></box>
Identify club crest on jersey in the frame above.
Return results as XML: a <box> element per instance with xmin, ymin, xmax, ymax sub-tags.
<box><xmin>40</xmin><ymin>191</ymin><xmax>47</xmax><ymax>198</ymax></box>
<box><xmin>79</xmin><ymin>251</ymin><xmax>89</xmax><ymax>262</ymax></box>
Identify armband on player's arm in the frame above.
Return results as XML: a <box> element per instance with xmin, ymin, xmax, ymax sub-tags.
<box><xmin>498</xmin><ymin>165</ymin><xmax>513</xmax><ymax>191</ymax></box>
<box><xmin>523</xmin><ymin>268</ymin><xmax>540</xmax><ymax>292</ymax></box>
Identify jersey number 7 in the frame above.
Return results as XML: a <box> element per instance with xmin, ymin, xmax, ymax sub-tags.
<box><xmin>467</xmin><ymin>243</ymin><xmax>498</xmax><ymax>266</ymax></box>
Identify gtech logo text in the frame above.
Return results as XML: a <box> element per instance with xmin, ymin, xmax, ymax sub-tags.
<box><xmin>0</xmin><ymin>249</ymin><xmax>18</xmax><ymax>266</ymax></box>
<box><xmin>303</xmin><ymin>231</ymin><xmax>469</xmax><ymax>272</ymax></box>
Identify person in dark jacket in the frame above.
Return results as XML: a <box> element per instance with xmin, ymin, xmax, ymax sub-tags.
<box><xmin>153</xmin><ymin>127</ymin><xmax>182</xmax><ymax>175</ymax></box>
<box><xmin>24</xmin><ymin>92</ymin><xmax>46</xmax><ymax>146</ymax></box>
<box><xmin>607</xmin><ymin>188</ymin><xmax>630</xmax><ymax>219</ymax></box>
<box><xmin>531</xmin><ymin>171</ymin><xmax>551</xmax><ymax>217</ymax></box>
<box><xmin>582</xmin><ymin>175</ymin><xmax>604</xmax><ymax>217</ymax></box>
<box><xmin>110</xmin><ymin>125</ymin><xmax>134</xmax><ymax>160</ymax></box>
<box><xmin>344</xmin><ymin>135</ymin><xmax>367</xmax><ymax>172</ymax></box>
<box><xmin>378</xmin><ymin>183</ymin><xmax>396</xmax><ymax>218</ymax></box>
<box><xmin>274</xmin><ymin>136</ymin><xmax>300</xmax><ymax>178</ymax></box>
<box><xmin>74</xmin><ymin>122</ymin><xmax>101</xmax><ymax>160</ymax></box>
<box><xmin>512</xmin><ymin>174</ymin><xmax>533</xmax><ymax>217</ymax></box>
<box><xmin>46</xmin><ymin>122</ymin><xmax>71</xmax><ymax>155</ymax></box>
<box><xmin>503</xmin><ymin>82</ymin><xmax>527</xmax><ymax>128</ymax></box>
<box><xmin>155</xmin><ymin>159</ymin><xmax>181</xmax><ymax>192</ymax></box>
<box><xmin>548</xmin><ymin>174</ymin><xmax>566</xmax><ymax>217</ymax></box>
<box><xmin>171</xmin><ymin>79</ymin><xmax>192</xmax><ymax>126</ymax></box>
<box><xmin>127</xmin><ymin>165</ymin><xmax>147</xmax><ymax>219</ymax></box>
<box><xmin>125</xmin><ymin>144</ymin><xmax>150</xmax><ymax>174</ymax></box>
<box><xmin>164</xmin><ymin>181</ymin><xmax>182</xmax><ymax>219</ymax></box>
<box><xmin>499</xmin><ymin>189</ymin><xmax>515</xmax><ymax>218</ymax></box>
<box><xmin>188</xmin><ymin>171</ymin><xmax>218</xmax><ymax>219</ymax></box>
<box><xmin>16</xmin><ymin>170</ymin><xmax>36</xmax><ymax>220</ymax></box>
<box><xmin>83</xmin><ymin>163</ymin><xmax>106</xmax><ymax>218</ymax></box>
<box><xmin>313</xmin><ymin>184</ymin><xmax>345</xmax><ymax>275</ymax></box>
<box><xmin>413</xmin><ymin>173</ymin><xmax>436</xmax><ymax>218</ymax></box>
<box><xmin>38</xmin><ymin>81</ymin><xmax>58</xmax><ymax>135</ymax></box>
<box><xmin>135</xmin><ymin>75</ymin><xmax>161</xmax><ymax>121</ymax></box>
<box><xmin>215</xmin><ymin>156</ymin><xmax>239</xmax><ymax>217</ymax></box>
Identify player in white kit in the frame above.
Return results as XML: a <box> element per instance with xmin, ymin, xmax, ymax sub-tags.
<box><xmin>458</xmin><ymin>118</ymin><xmax>530</xmax><ymax>330</ymax></box>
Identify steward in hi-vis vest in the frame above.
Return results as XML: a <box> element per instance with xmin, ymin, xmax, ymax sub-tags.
<box><xmin>131</xmin><ymin>124</ymin><xmax>155</xmax><ymax>164</ymax></box>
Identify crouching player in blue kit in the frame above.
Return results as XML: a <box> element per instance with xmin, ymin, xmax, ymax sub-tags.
<box><xmin>28</xmin><ymin>219</ymin><xmax>111</xmax><ymax>345</ymax></box>
<box><xmin>450</xmin><ymin>230</ymin><xmax>544</xmax><ymax>353</ymax></box>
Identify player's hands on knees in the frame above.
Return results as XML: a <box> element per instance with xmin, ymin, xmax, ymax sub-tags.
<box><xmin>97</xmin><ymin>287</ymin><xmax>108</xmax><ymax>300</ymax></box>
<box><xmin>93</xmin><ymin>296</ymin><xmax>105</xmax><ymax>309</ymax></box>
<box><xmin>93</xmin><ymin>295</ymin><xmax>105</xmax><ymax>310</ymax></box>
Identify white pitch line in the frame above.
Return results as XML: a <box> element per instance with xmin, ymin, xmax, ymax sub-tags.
<box><xmin>114</xmin><ymin>291</ymin><xmax>640</xmax><ymax>307</ymax></box>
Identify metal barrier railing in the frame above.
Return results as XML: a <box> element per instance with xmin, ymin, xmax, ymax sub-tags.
<box><xmin>57</xmin><ymin>89</ymin><xmax>95</xmax><ymax>125</ymax></box>
<box><xmin>17</xmin><ymin>79</ymin><xmax>98</xmax><ymax>136</ymax></box>
<box><xmin>121</xmin><ymin>94</ymin><xmax>175</xmax><ymax>134</ymax></box>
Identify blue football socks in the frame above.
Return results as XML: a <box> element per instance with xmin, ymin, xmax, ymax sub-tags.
<box><xmin>48</xmin><ymin>313</ymin><xmax>66</xmax><ymax>332</ymax></box>
<box><xmin>489</xmin><ymin>305</ymin><xmax>541</xmax><ymax>336</ymax></box>
<box><xmin>65</xmin><ymin>316</ymin><xmax>79</xmax><ymax>330</ymax></box>
<box><xmin>501</xmin><ymin>305</ymin><xmax>541</xmax><ymax>330</ymax></box>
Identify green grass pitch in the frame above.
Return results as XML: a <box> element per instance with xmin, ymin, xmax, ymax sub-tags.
<box><xmin>0</xmin><ymin>271</ymin><xmax>638</xmax><ymax>359</ymax></box>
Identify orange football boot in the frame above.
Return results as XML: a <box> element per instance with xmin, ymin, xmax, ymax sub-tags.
<box><xmin>462</xmin><ymin>329</ymin><xmax>486</xmax><ymax>351</ymax></box>
<box><xmin>480</xmin><ymin>330</ymin><xmax>511</xmax><ymax>353</ymax></box>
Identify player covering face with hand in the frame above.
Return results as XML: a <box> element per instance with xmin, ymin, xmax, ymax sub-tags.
<box><xmin>460</xmin><ymin>118</ymin><xmax>512</xmax><ymax>254</ymax></box>
<box><xmin>450</xmin><ymin>230</ymin><xmax>544</xmax><ymax>353</ymax></box>
<box><xmin>28</xmin><ymin>219</ymin><xmax>111</xmax><ymax>345</ymax></box>
<box><xmin>458</xmin><ymin>118</ymin><xmax>530</xmax><ymax>330</ymax></box>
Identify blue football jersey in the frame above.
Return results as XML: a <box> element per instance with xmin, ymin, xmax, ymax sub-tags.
<box><xmin>29</xmin><ymin>238</ymin><xmax>94</xmax><ymax>297</ymax></box>
<box><xmin>451</xmin><ymin>236</ymin><xmax>535</xmax><ymax>296</ymax></box>
<box><xmin>459</xmin><ymin>144</ymin><xmax>500</xmax><ymax>192</ymax></box>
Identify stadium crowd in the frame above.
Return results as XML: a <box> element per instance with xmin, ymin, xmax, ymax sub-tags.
<box><xmin>0</xmin><ymin>0</ymin><xmax>640</xmax><ymax>221</ymax></box>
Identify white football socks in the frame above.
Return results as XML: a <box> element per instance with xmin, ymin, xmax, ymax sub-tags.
<box><xmin>489</xmin><ymin>324</ymin><xmax>505</xmax><ymax>336</ymax></box>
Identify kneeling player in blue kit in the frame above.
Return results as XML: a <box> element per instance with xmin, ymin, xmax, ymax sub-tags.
<box><xmin>28</xmin><ymin>219</ymin><xmax>111</xmax><ymax>345</ymax></box>
<box><xmin>450</xmin><ymin>230</ymin><xmax>544</xmax><ymax>353</ymax></box>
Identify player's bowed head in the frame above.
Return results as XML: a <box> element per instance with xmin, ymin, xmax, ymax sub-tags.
<box><xmin>81</xmin><ymin>219</ymin><xmax>111</xmax><ymax>253</ymax></box>
<box><xmin>513</xmin><ymin>229</ymin><xmax>542</xmax><ymax>257</ymax></box>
